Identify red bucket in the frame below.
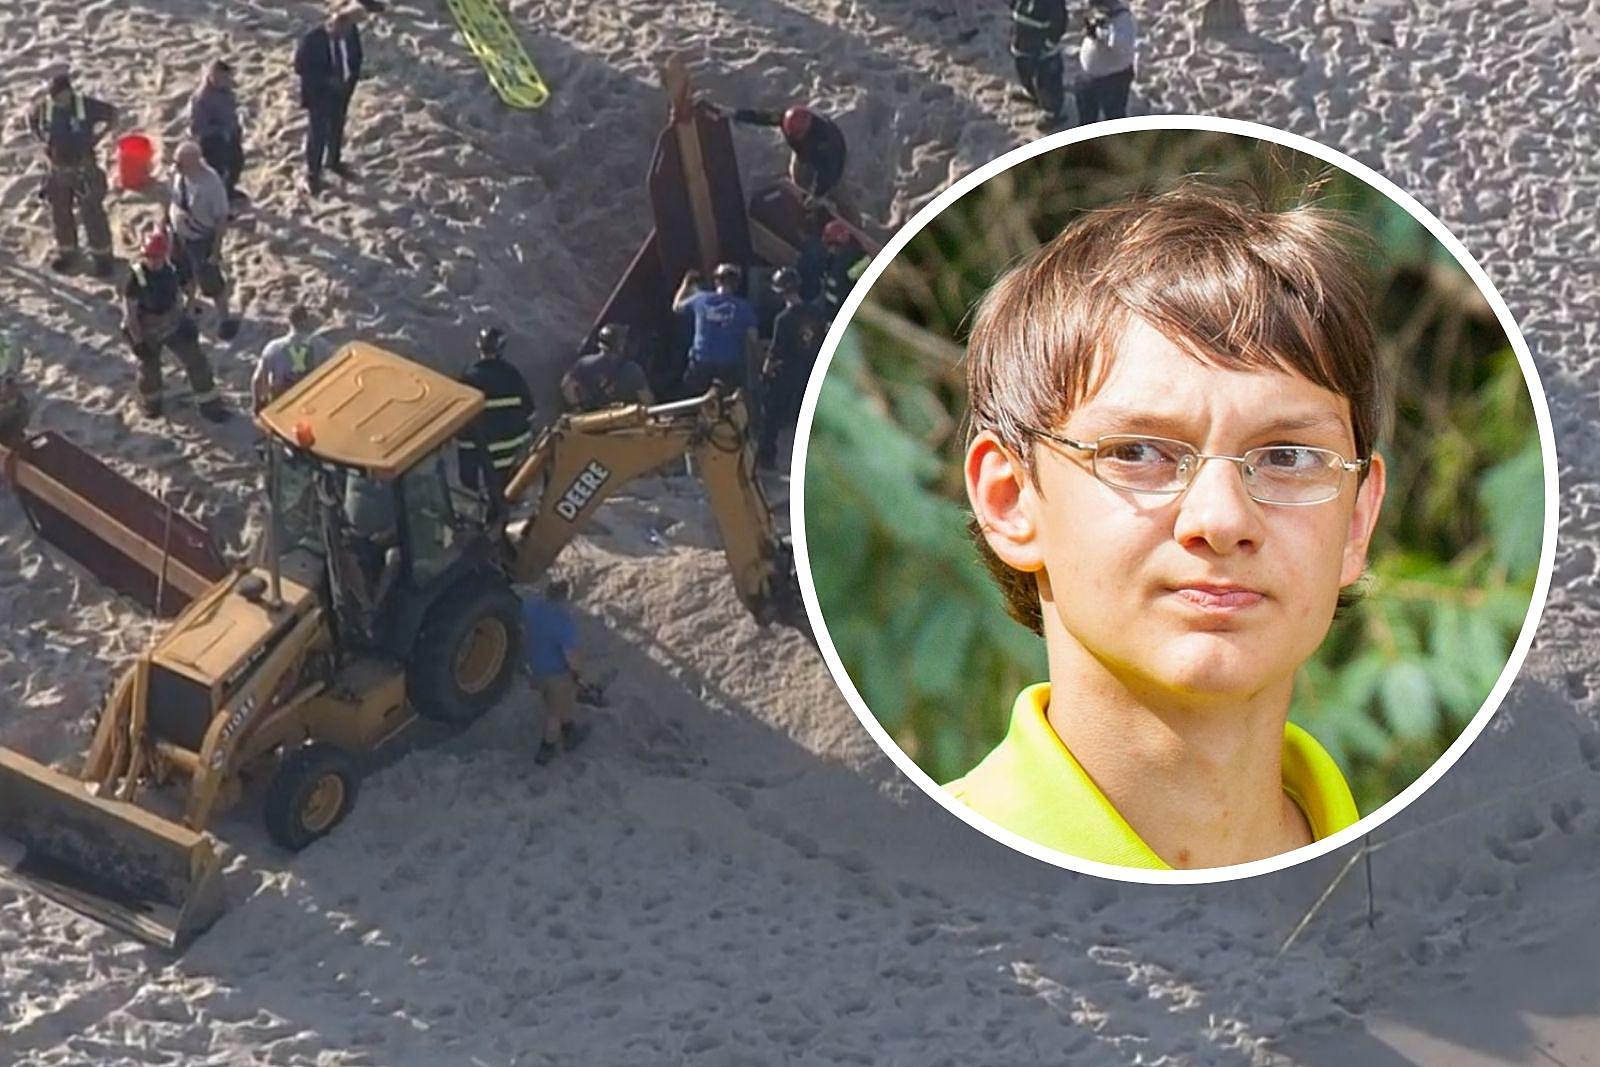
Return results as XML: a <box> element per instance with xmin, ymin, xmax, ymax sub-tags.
<box><xmin>115</xmin><ymin>133</ymin><xmax>155</xmax><ymax>190</ymax></box>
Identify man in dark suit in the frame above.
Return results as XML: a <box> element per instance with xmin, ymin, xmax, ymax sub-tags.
<box><xmin>293</xmin><ymin>5</ymin><xmax>364</xmax><ymax>196</ymax></box>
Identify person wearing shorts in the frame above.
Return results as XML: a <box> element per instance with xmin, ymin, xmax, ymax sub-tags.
<box><xmin>522</xmin><ymin>579</ymin><xmax>591</xmax><ymax>765</ymax></box>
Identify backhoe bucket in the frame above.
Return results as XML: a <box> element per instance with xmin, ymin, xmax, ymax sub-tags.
<box><xmin>0</xmin><ymin>748</ymin><xmax>226</xmax><ymax>950</ymax></box>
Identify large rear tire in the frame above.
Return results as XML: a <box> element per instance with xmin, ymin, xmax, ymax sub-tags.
<box><xmin>408</xmin><ymin>577</ymin><xmax>522</xmax><ymax>725</ymax></box>
<box><xmin>264</xmin><ymin>743</ymin><xmax>360</xmax><ymax>851</ymax></box>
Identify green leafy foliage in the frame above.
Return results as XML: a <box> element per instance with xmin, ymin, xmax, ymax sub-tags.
<box><xmin>805</xmin><ymin>132</ymin><xmax>1543</xmax><ymax>813</ymax></box>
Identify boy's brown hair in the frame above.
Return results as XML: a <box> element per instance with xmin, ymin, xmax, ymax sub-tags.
<box><xmin>965</xmin><ymin>178</ymin><xmax>1389</xmax><ymax>634</ymax></box>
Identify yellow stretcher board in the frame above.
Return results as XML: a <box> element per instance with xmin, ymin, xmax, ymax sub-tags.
<box><xmin>442</xmin><ymin>0</ymin><xmax>550</xmax><ymax>110</ymax></box>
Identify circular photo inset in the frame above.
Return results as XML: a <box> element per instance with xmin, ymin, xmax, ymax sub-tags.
<box><xmin>796</xmin><ymin>118</ymin><xmax>1557</xmax><ymax>882</ymax></box>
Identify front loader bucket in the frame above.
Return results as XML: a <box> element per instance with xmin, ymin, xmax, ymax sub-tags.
<box><xmin>0</xmin><ymin>748</ymin><xmax>226</xmax><ymax>950</ymax></box>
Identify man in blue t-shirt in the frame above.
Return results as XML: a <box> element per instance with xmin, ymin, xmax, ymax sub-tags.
<box><xmin>674</xmin><ymin>262</ymin><xmax>759</xmax><ymax>399</ymax></box>
<box><xmin>521</xmin><ymin>578</ymin><xmax>590</xmax><ymax>765</ymax></box>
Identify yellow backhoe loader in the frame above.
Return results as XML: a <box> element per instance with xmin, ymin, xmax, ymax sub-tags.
<box><xmin>0</xmin><ymin>340</ymin><xmax>804</xmax><ymax>949</ymax></box>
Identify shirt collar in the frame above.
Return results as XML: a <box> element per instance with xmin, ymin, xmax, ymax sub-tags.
<box><xmin>946</xmin><ymin>683</ymin><xmax>1359</xmax><ymax>869</ymax></box>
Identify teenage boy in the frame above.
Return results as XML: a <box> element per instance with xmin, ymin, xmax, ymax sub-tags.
<box><xmin>951</xmin><ymin>180</ymin><xmax>1388</xmax><ymax>870</ymax></box>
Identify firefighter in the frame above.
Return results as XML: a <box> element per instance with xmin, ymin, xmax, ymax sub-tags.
<box><xmin>458</xmin><ymin>326</ymin><xmax>535</xmax><ymax>490</ymax></box>
<box><xmin>1009</xmin><ymin>0</ymin><xmax>1068</xmax><ymax>128</ymax></box>
<box><xmin>560</xmin><ymin>324</ymin><xmax>653</xmax><ymax>412</ymax></box>
<box><xmin>26</xmin><ymin>69</ymin><xmax>118</xmax><ymax>276</ymax></box>
<box><xmin>819</xmin><ymin>220</ymin><xmax>868</xmax><ymax>320</ymax></box>
<box><xmin>757</xmin><ymin>268</ymin><xmax>829</xmax><ymax>470</ymax></box>
<box><xmin>727</xmin><ymin>104</ymin><xmax>848</xmax><ymax>201</ymax></box>
<box><xmin>122</xmin><ymin>230</ymin><xmax>229</xmax><ymax>422</ymax></box>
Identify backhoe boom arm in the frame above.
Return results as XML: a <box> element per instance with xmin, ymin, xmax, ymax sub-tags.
<box><xmin>501</xmin><ymin>390</ymin><xmax>804</xmax><ymax>630</ymax></box>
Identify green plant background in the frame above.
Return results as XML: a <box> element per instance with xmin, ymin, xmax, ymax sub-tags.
<box><xmin>803</xmin><ymin>130</ymin><xmax>1545</xmax><ymax>816</ymax></box>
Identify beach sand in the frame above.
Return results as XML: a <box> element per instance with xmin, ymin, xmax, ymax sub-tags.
<box><xmin>4</xmin><ymin>0</ymin><xmax>1600</xmax><ymax>1063</ymax></box>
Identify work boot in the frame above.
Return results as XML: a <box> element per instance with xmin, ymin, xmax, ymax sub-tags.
<box><xmin>305</xmin><ymin>172</ymin><xmax>323</xmax><ymax>198</ymax></box>
<box><xmin>199</xmin><ymin>398</ymin><xmax>232</xmax><ymax>423</ymax></box>
<box><xmin>90</xmin><ymin>253</ymin><xmax>116</xmax><ymax>278</ymax></box>
<box><xmin>329</xmin><ymin>162</ymin><xmax>357</xmax><ymax>181</ymax></box>
<box><xmin>49</xmin><ymin>250</ymin><xmax>76</xmax><ymax>273</ymax></box>
<box><xmin>139</xmin><ymin>396</ymin><xmax>164</xmax><ymax>418</ymax></box>
<box><xmin>219</xmin><ymin>318</ymin><xmax>242</xmax><ymax>341</ymax></box>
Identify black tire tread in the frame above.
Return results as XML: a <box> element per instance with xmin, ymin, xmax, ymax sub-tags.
<box><xmin>264</xmin><ymin>742</ymin><xmax>360</xmax><ymax>851</ymax></box>
<box><xmin>407</xmin><ymin>576</ymin><xmax>522</xmax><ymax>726</ymax></box>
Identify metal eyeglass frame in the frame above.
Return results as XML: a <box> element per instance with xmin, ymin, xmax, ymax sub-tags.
<box><xmin>1025</xmin><ymin>429</ymin><xmax>1371</xmax><ymax>506</ymax></box>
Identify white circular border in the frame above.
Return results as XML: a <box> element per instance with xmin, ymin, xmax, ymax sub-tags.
<box><xmin>788</xmin><ymin>114</ymin><xmax>1561</xmax><ymax>885</ymax></box>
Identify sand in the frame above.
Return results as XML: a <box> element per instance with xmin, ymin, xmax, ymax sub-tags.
<box><xmin>3</xmin><ymin>0</ymin><xmax>1600</xmax><ymax>1063</ymax></box>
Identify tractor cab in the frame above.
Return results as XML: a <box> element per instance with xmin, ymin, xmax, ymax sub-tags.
<box><xmin>258</xmin><ymin>343</ymin><xmax>511</xmax><ymax>662</ymax></box>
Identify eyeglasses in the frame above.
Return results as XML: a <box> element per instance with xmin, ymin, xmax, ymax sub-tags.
<box><xmin>1027</xmin><ymin>430</ymin><xmax>1369</xmax><ymax>506</ymax></box>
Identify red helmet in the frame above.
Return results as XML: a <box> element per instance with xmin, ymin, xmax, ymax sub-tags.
<box><xmin>822</xmin><ymin>219</ymin><xmax>853</xmax><ymax>248</ymax></box>
<box><xmin>141</xmin><ymin>230</ymin><xmax>171</xmax><ymax>261</ymax></box>
<box><xmin>780</xmin><ymin>105</ymin><xmax>814</xmax><ymax>141</ymax></box>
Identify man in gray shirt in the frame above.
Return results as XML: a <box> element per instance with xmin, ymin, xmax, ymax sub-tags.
<box><xmin>252</xmin><ymin>305</ymin><xmax>330</xmax><ymax>411</ymax></box>
<box><xmin>189</xmin><ymin>60</ymin><xmax>246</xmax><ymax>204</ymax></box>
<box><xmin>168</xmin><ymin>141</ymin><xmax>239</xmax><ymax>339</ymax></box>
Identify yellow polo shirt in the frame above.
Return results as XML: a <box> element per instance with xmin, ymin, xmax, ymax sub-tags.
<box><xmin>945</xmin><ymin>683</ymin><xmax>1359</xmax><ymax>869</ymax></box>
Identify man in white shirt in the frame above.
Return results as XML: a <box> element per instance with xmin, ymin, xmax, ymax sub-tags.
<box><xmin>1077</xmin><ymin>0</ymin><xmax>1137</xmax><ymax>123</ymax></box>
<box><xmin>168</xmin><ymin>140</ymin><xmax>239</xmax><ymax>339</ymax></box>
<box><xmin>252</xmin><ymin>305</ymin><xmax>330</xmax><ymax>411</ymax></box>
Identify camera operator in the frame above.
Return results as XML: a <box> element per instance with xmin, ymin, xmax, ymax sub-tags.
<box><xmin>1077</xmin><ymin>0</ymin><xmax>1137</xmax><ymax>123</ymax></box>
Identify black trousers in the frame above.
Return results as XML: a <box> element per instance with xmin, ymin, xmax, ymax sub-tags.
<box><xmin>757</xmin><ymin>374</ymin><xmax>805</xmax><ymax>468</ymax></box>
<box><xmin>457</xmin><ymin>444</ymin><xmax>505</xmax><ymax>495</ymax></box>
<box><xmin>304</xmin><ymin>91</ymin><xmax>352</xmax><ymax>178</ymax></box>
<box><xmin>1075</xmin><ymin>66</ymin><xmax>1135</xmax><ymax>124</ymax></box>
<box><xmin>199</xmin><ymin>133</ymin><xmax>245</xmax><ymax>194</ymax></box>
<box><xmin>1014</xmin><ymin>50</ymin><xmax>1065</xmax><ymax>118</ymax></box>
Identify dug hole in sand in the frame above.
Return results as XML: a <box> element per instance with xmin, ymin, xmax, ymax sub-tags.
<box><xmin>4</xmin><ymin>0</ymin><xmax>1600</xmax><ymax>1064</ymax></box>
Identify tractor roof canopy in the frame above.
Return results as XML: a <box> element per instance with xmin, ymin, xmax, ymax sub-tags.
<box><xmin>257</xmin><ymin>342</ymin><xmax>485</xmax><ymax>480</ymax></box>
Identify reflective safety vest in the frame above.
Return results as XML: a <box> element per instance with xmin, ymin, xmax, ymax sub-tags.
<box><xmin>822</xmin><ymin>248</ymin><xmax>868</xmax><ymax>315</ymax></box>
<box><xmin>41</xmin><ymin>92</ymin><xmax>87</xmax><ymax>125</ymax></box>
<box><xmin>286</xmin><ymin>342</ymin><xmax>312</xmax><ymax>377</ymax></box>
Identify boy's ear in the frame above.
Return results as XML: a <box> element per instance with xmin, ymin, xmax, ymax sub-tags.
<box><xmin>1340</xmin><ymin>452</ymin><xmax>1387</xmax><ymax>587</ymax></box>
<box><xmin>966</xmin><ymin>431</ymin><xmax>1045</xmax><ymax>573</ymax></box>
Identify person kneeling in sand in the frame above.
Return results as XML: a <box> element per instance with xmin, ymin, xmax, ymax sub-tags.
<box><xmin>949</xmin><ymin>179</ymin><xmax>1389</xmax><ymax>870</ymax></box>
<box><xmin>522</xmin><ymin>579</ymin><xmax>591</xmax><ymax>766</ymax></box>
